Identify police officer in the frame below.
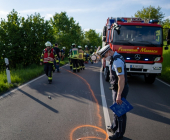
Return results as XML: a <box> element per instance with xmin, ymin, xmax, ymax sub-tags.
<box><xmin>97</xmin><ymin>44</ymin><xmax>129</xmax><ymax>140</ymax></box>
<box><xmin>40</xmin><ymin>41</ymin><xmax>59</xmax><ymax>84</ymax></box>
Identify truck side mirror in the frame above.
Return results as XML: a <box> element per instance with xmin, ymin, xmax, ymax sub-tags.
<box><xmin>164</xmin><ymin>46</ymin><xmax>168</xmax><ymax>50</ymax></box>
<box><xmin>103</xmin><ymin>26</ymin><xmax>107</xmax><ymax>36</ymax></box>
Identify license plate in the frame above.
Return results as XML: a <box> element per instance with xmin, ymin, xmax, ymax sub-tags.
<box><xmin>130</xmin><ymin>65</ymin><xmax>143</xmax><ymax>69</ymax></box>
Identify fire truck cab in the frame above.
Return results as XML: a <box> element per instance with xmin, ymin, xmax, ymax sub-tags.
<box><xmin>102</xmin><ymin>17</ymin><xmax>169</xmax><ymax>84</ymax></box>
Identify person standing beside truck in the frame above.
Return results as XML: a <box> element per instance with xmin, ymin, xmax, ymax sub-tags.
<box><xmin>97</xmin><ymin>44</ymin><xmax>129</xmax><ymax>140</ymax></box>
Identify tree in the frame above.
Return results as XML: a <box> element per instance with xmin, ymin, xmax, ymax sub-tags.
<box><xmin>162</xmin><ymin>19</ymin><xmax>170</xmax><ymax>40</ymax></box>
<box><xmin>0</xmin><ymin>9</ymin><xmax>55</xmax><ymax>70</ymax></box>
<box><xmin>134</xmin><ymin>5</ymin><xmax>165</xmax><ymax>22</ymax></box>
<box><xmin>50</xmin><ymin>12</ymin><xmax>84</xmax><ymax>55</ymax></box>
<box><xmin>84</xmin><ymin>29</ymin><xmax>102</xmax><ymax>49</ymax></box>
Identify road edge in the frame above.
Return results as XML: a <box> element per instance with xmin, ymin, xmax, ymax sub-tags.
<box><xmin>100</xmin><ymin>66</ymin><xmax>112</xmax><ymax>137</ymax></box>
<box><xmin>0</xmin><ymin>64</ymin><xmax>68</xmax><ymax>100</ymax></box>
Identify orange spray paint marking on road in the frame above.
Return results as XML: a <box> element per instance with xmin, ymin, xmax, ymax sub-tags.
<box><xmin>61</xmin><ymin>68</ymin><xmax>108</xmax><ymax>140</ymax></box>
<box><xmin>64</xmin><ymin>68</ymin><xmax>102</xmax><ymax>127</ymax></box>
<box><xmin>70</xmin><ymin>125</ymin><xmax>108</xmax><ymax>140</ymax></box>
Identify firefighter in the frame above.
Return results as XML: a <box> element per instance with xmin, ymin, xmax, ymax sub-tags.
<box><xmin>71</xmin><ymin>43</ymin><xmax>80</xmax><ymax>72</ymax></box>
<box><xmin>84</xmin><ymin>45</ymin><xmax>89</xmax><ymax>63</ymax></box>
<box><xmin>40</xmin><ymin>41</ymin><xmax>59</xmax><ymax>84</ymax></box>
<box><xmin>61</xmin><ymin>47</ymin><xmax>66</xmax><ymax>61</ymax></box>
<box><xmin>89</xmin><ymin>46</ymin><xmax>94</xmax><ymax>64</ymax></box>
<box><xmin>78</xmin><ymin>46</ymin><xmax>85</xmax><ymax>70</ymax></box>
<box><xmin>68</xmin><ymin>46</ymin><xmax>72</xmax><ymax>69</ymax></box>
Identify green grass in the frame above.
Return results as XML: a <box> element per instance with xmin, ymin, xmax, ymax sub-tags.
<box><xmin>0</xmin><ymin>58</ymin><xmax>69</xmax><ymax>95</ymax></box>
<box><xmin>158</xmin><ymin>45</ymin><xmax>170</xmax><ymax>84</ymax></box>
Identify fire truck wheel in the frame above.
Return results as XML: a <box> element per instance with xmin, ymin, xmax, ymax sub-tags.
<box><xmin>144</xmin><ymin>74</ymin><xmax>156</xmax><ymax>84</ymax></box>
<box><xmin>104</xmin><ymin>66</ymin><xmax>110</xmax><ymax>82</ymax></box>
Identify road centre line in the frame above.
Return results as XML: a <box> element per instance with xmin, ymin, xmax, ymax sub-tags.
<box><xmin>100</xmin><ymin>67</ymin><xmax>112</xmax><ymax>136</ymax></box>
<box><xmin>0</xmin><ymin>65</ymin><xmax>67</xmax><ymax>100</ymax></box>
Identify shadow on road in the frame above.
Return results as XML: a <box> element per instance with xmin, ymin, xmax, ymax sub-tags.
<box><xmin>127</xmin><ymin>76</ymin><xmax>170</xmax><ymax>125</ymax></box>
<box><xmin>123</xmin><ymin>137</ymin><xmax>132</xmax><ymax>140</ymax></box>
<box><xmin>18</xmin><ymin>89</ymin><xmax>59</xmax><ymax>114</ymax></box>
<box><xmin>24</xmin><ymin>63</ymin><xmax>170</xmax><ymax>126</ymax></box>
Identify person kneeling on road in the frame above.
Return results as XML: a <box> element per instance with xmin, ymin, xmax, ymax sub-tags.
<box><xmin>97</xmin><ymin>44</ymin><xmax>129</xmax><ymax>140</ymax></box>
<box><xmin>40</xmin><ymin>41</ymin><xmax>59</xmax><ymax>84</ymax></box>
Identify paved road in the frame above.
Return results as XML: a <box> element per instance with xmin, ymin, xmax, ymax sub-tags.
<box><xmin>0</xmin><ymin>62</ymin><xmax>170</xmax><ymax>140</ymax></box>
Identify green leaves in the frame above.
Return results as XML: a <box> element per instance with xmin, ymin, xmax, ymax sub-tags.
<box><xmin>0</xmin><ymin>10</ymin><xmax>102</xmax><ymax>71</ymax></box>
<box><xmin>84</xmin><ymin>29</ymin><xmax>102</xmax><ymax>49</ymax></box>
<box><xmin>162</xmin><ymin>19</ymin><xmax>170</xmax><ymax>40</ymax></box>
<box><xmin>134</xmin><ymin>5</ymin><xmax>165</xmax><ymax>22</ymax></box>
<box><xmin>0</xmin><ymin>9</ymin><xmax>55</xmax><ymax>70</ymax></box>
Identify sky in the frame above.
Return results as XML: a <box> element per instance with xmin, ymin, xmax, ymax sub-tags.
<box><xmin>0</xmin><ymin>0</ymin><xmax>170</xmax><ymax>33</ymax></box>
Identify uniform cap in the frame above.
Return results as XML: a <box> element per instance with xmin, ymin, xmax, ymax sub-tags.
<box><xmin>78</xmin><ymin>46</ymin><xmax>82</xmax><ymax>48</ymax></box>
<box><xmin>72</xmin><ymin>43</ymin><xmax>76</xmax><ymax>46</ymax></box>
<box><xmin>97</xmin><ymin>44</ymin><xmax>111</xmax><ymax>57</ymax></box>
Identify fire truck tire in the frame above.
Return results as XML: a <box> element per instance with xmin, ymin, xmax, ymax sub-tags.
<box><xmin>144</xmin><ymin>74</ymin><xmax>156</xmax><ymax>84</ymax></box>
<box><xmin>104</xmin><ymin>66</ymin><xmax>110</xmax><ymax>82</ymax></box>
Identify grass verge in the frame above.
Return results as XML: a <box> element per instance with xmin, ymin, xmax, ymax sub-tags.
<box><xmin>158</xmin><ymin>46</ymin><xmax>170</xmax><ymax>84</ymax></box>
<box><xmin>0</xmin><ymin>58</ymin><xmax>69</xmax><ymax>95</ymax></box>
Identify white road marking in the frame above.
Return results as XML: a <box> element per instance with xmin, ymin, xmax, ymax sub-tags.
<box><xmin>100</xmin><ymin>67</ymin><xmax>112</xmax><ymax>136</ymax></box>
<box><xmin>156</xmin><ymin>78</ymin><xmax>170</xmax><ymax>87</ymax></box>
<box><xmin>0</xmin><ymin>64</ymin><xmax>67</xmax><ymax>100</ymax></box>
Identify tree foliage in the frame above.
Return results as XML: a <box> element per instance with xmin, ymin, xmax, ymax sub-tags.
<box><xmin>0</xmin><ymin>10</ymin><xmax>102</xmax><ymax>70</ymax></box>
<box><xmin>162</xmin><ymin>19</ymin><xmax>170</xmax><ymax>40</ymax></box>
<box><xmin>84</xmin><ymin>29</ymin><xmax>102</xmax><ymax>49</ymax></box>
<box><xmin>50</xmin><ymin>12</ymin><xmax>84</xmax><ymax>54</ymax></box>
<box><xmin>134</xmin><ymin>5</ymin><xmax>165</xmax><ymax>22</ymax></box>
<box><xmin>0</xmin><ymin>9</ymin><xmax>54</xmax><ymax>70</ymax></box>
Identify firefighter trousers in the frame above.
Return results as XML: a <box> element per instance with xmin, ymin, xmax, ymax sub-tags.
<box><xmin>70</xmin><ymin>58</ymin><xmax>73</xmax><ymax>69</ymax></box>
<box><xmin>72</xmin><ymin>59</ymin><xmax>80</xmax><ymax>72</ymax></box>
<box><xmin>78</xmin><ymin>59</ymin><xmax>85</xmax><ymax>69</ymax></box>
<box><xmin>44</xmin><ymin>63</ymin><xmax>53</xmax><ymax>82</ymax></box>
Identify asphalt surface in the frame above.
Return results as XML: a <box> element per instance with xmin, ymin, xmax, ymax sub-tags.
<box><xmin>0</xmin><ymin>62</ymin><xmax>170</xmax><ymax>140</ymax></box>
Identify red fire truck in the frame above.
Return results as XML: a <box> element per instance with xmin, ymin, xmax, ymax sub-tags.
<box><xmin>102</xmin><ymin>17</ymin><xmax>169</xmax><ymax>84</ymax></box>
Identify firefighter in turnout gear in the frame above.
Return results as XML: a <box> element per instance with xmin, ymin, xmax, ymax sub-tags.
<box><xmin>61</xmin><ymin>47</ymin><xmax>66</xmax><ymax>61</ymax></box>
<box><xmin>68</xmin><ymin>47</ymin><xmax>72</xmax><ymax>69</ymax></box>
<box><xmin>40</xmin><ymin>41</ymin><xmax>59</xmax><ymax>84</ymax></box>
<box><xmin>84</xmin><ymin>45</ymin><xmax>89</xmax><ymax>63</ymax></box>
<box><xmin>78</xmin><ymin>46</ymin><xmax>85</xmax><ymax>70</ymax></box>
<box><xmin>71</xmin><ymin>43</ymin><xmax>80</xmax><ymax>72</ymax></box>
<box><xmin>89</xmin><ymin>46</ymin><xmax>94</xmax><ymax>64</ymax></box>
<box><xmin>97</xmin><ymin>45</ymin><xmax>129</xmax><ymax>140</ymax></box>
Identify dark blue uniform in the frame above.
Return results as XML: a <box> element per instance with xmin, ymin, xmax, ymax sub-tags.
<box><xmin>110</xmin><ymin>51</ymin><xmax>129</xmax><ymax>138</ymax></box>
